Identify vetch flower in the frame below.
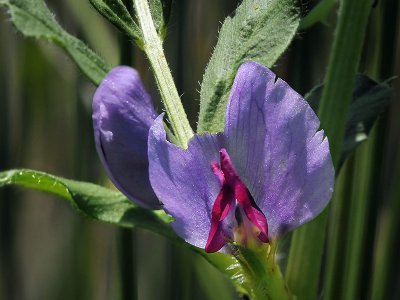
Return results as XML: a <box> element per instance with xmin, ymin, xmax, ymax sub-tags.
<box><xmin>93</xmin><ymin>62</ymin><xmax>334</xmax><ymax>253</ymax></box>
<box><xmin>92</xmin><ymin>66</ymin><xmax>160</xmax><ymax>209</ymax></box>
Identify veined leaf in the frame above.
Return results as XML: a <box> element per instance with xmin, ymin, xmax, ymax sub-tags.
<box><xmin>0</xmin><ymin>168</ymin><xmax>247</xmax><ymax>293</ymax></box>
<box><xmin>0</xmin><ymin>169</ymin><xmax>176</xmax><ymax>239</ymax></box>
<box><xmin>89</xmin><ymin>0</ymin><xmax>172</xmax><ymax>44</ymax></box>
<box><xmin>0</xmin><ymin>0</ymin><xmax>109</xmax><ymax>85</ymax></box>
<box><xmin>148</xmin><ymin>0</ymin><xmax>172</xmax><ymax>39</ymax></box>
<box><xmin>89</xmin><ymin>0</ymin><xmax>142</xmax><ymax>45</ymax></box>
<box><xmin>197</xmin><ymin>0</ymin><xmax>299</xmax><ymax>133</ymax></box>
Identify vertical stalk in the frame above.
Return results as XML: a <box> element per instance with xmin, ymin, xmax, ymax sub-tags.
<box><xmin>286</xmin><ymin>159</ymin><xmax>355</xmax><ymax>299</ymax></box>
<box><xmin>285</xmin><ymin>0</ymin><xmax>372</xmax><ymax>298</ymax></box>
<box><xmin>318</xmin><ymin>2</ymin><xmax>372</xmax><ymax>163</ymax></box>
<box><xmin>370</xmin><ymin>0</ymin><xmax>400</xmax><ymax>297</ymax></box>
<box><xmin>322</xmin><ymin>158</ymin><xmax>355</xmax><ymax>299</ymax></box>
<box><xmin>239</xmin><ymin>244</ymin><xmax>291</xmax><ymax>300</ymax></box>
<box><xmin>370</xmin><ymin>154</ymin><xmax>400</xmax><ymax>299</ymax></box>
<box><xmin>133</xmin><ymin>0</ymin><xmax>193</xmax><ymax>148</ymax></box>
<box><xmin>341</xmin><ymin>127</ymin><xmax>380</xmax><ymax>299</ymax></box>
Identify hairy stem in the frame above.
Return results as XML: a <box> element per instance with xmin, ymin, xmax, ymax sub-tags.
<box><xmin>238</xmin><ymin>243</ymin><xmax>291</xmax><ymax>300</ymax></box>
<box><xmin>133</xmin><ymin>0</ymin><xmax>193</xmax><ymax>147</ymax></box>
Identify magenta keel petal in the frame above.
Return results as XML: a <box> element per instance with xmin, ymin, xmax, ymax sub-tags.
<box><xmin>205</xmin><ymin>185</ymin><xmax>235</xmax><ymax>253</ymax></box>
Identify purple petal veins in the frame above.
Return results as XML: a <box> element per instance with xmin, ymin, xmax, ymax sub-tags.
<box><xmin>93</xmin><ymin>61</ymin><xmax>334</xmax><ymax>252</ymax></box>
<box><xmin>148</xmin><ymin>61</ymin><xmax>334</xmax><ymax>252</ymax></box>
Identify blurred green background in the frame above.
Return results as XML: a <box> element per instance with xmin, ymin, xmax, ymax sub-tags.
<box><xmin>0</xmin><ymin>0</ymin><xmax>399</xmax><ymax>299</ymax></box>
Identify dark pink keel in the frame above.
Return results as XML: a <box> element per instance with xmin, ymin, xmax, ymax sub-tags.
<box><xmin>205</xmin><ymin>148</ymin><xmax>269</xmax><ymax>253</ymax></box>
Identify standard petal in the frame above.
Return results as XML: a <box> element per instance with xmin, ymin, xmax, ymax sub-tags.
<box><xmin>224</xmin><ymin>62</ymin><xmax>334</xmax><ymax>237</ymax></box>
<box><xmin>148</xmin><ymin>115</ymin><xmax>224</xmax><ymax>248</ymax></box>
<box><xmin>93</xmin><ymin>66</ymin><xmax>160</xmax><ymax>209</ymax></box>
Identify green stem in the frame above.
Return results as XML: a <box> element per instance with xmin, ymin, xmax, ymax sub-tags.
<box><xmin>284</xmin><ymin>211</ymin><xmax>327</xmax><ymax>299</ymax></box>
<box><xmin>322</xmin><ymin>158</ymin><xmax>355</xmax><ymax>299</ymax></box>
<box><xmin>285</xmin><ymin>160</ymin><xmax>354</xmax><ymax>299</ymax></box>
<box><xmin>341</xmin><ymin>127</ymin><xmax>379</xmax><ymax>299</ymax></box>
<box><xmin>238</xmin><ymin>243</ymin><xmax>291</xmax><ymax>300</ymax></box>
<box><xmin>319</xmin><ymin>2</ymin><xmax>372</xmax><ymax>163</ymax></box>
<box><xmin>133</xmin><ymin>0</ymin><xmax>193</xmax><ymax>147</ymax></box>
<box><xmin>369</xmin><ymin>1</ymin><xmax>400</xmax><ymax>298</ymax></box>
<box><xmin>370</xmin><ymin>151</ymin><xmax>400</xmax><ymax>299</ymax></box>
<box><xmin>285</xmin><ymin>0</ymin><xmax>372</xmax><ymax>298</ymax></box>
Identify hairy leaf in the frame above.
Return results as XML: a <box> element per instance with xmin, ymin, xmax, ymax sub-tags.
<box><xmin>0</xmin><ymin>169</ymin><xmax>176</xmax><ymax>238</ymax></box>
<box><xmin>148</xmin><ymin>0</ymin><xmax>172</xmax><ymax>39</ymax></box>
<box><xmin>0</xmin><ymin>168</ymin><xmax>247</xmax><ymax>292</ymax></box>
<box><xmin>306</xmin><ymin>75</ymin><xmax>392</xmax><ymax>170</ymax></box>
<box><xmin>89</xmin><ymin>0</ymin><xmax>172</xmax><ymax>45</ymax></box>
<box><xmin>0</xmin><ymin>0</ymin><xmax>109</xmax><ymax>85</ymax></box>
<box><xmin>89</xmin><ymin>0</ymin><xmax>142</xmax><ymax>44</ymax></box>
<box><xmin>197</xmin><ymin>0</ymin><xmax>299</xmax><ymax>133</ymax></box>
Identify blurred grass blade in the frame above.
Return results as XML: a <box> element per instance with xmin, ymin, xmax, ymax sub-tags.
<box><xmin>370</xmin><ymin>147</ymin><xmax>400</xmax><ymax>299</ymax></box>
<box><xmin>285</xmin><ymin>159</ymin><xmax>354</xmax><ymax>300</ymax></box>
<box><xmin>341</xmin><ymin>127</ymin><xmax>381</xmax><ymax>299</ymax></box>
<box><xmin>89</xmin><ymin>0</ymin><xmax>143</xmax><ymax>45</ymax></box>
<box><xmin>320</xmin><ymin>158</ymin><xmax>355</xmax><ymax>299</ymax></box>
<box><xmin>299</xmin><ymin>0</ymin><xmax>336</xmax><ymax>30</ymax></box>
<box><xmin>0</xmin><ymin>0</ymin><xmax>110</xmax><ymax>85</ymax></box>
<box><xmin>285</xmin><ymin>0</ymin><xmax>372</xmax><ymax>298</ymax></box>
<box><xmin>197</xmin><ymin>0</ymin><xmax>299</xmax><ymax>133</ymax></box>
<box><xmin>306</xmin><ymin>74</ymin><xmax>392</xmax><ymax>170</ymax></box>
<box><xmin>0</xmin><ymin>169</ymin><xmax>176</xmax><ymax>239</ymax></box>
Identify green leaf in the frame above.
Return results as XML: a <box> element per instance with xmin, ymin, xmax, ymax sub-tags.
<box><xmin>149</xmin><ymin>0</ymin><xmax>172</xmax><ymax>39</ymax></box>
<box><xmin>89</xmin><ymin>0</ymin><xmax>143</xmax><ymax>45</ymax></box>
<box><xmin>299</xmin><ymin>0</ymin><xmax>336</xmax><ymax>30</ymax></box>
<box><xmin>88</xmin><ymin>0</ymin><xmax>173</xmax><ymax>48</ymax></box>
<box><xmin>0</xmin><ymin>168</ymin><xmax>246</xmax><ymax>292</ymax></box>
<box><xmin>0</xmin><ymin>0</ymin><xmax>110</xmax><ymax>85</ymax></box>
<box><xmin>236</xmin><ymin>244</ymin><xmax>291</xmax><ymax>299</ymax></box>
<box><xmin>0</xmin><ymin>169</ymin><xmax>177</xmax><ymax>239</ymax></box>
<box><xmin>204</xmin><ymin>252</ymin><xmax>250</xmax><ymax>297</ymax></box>
<box><xmin>89</xmin><ymin>0</ymin><xmax>172</xmax><ymax>45</ymax></box>
<box><xmin>197</xmin><ymin>0</ymin><xmax>299</xmax><ymax>133</ymax></box>
<box><xmin>305</xmin><ymin>75</ymin><xmax>392</xmax><ymax>170</ymax></box>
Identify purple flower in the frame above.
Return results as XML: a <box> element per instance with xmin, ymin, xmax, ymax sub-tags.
<box><xmin>93</xmin><ymin>67</ymin><xmax>160</xmax><ymax>209</ymax></box>
<box><xmin>93</xmin><ymin>62</ymin><xmax>334</xmax><ymax>253</ymax></box>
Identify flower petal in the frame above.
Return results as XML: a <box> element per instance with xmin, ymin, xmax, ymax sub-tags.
<box><xmin>148</xmin><ymin>115</ymin><xmax>224</xmax><ymax>248</ymax></box>
<box><xmin>224</xmin><ymin>62</ymin><xmax>334</xmax><ymax>237</ymax></box>
<box><xmin>93</xmin><ymin>66</ymin><xmax>160</xmax><ymax>209</ymax></box>
<box><xmin>205</xmin><ymin>185</ymin><xmax>235</xmax><ymax>252</ymax></box>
